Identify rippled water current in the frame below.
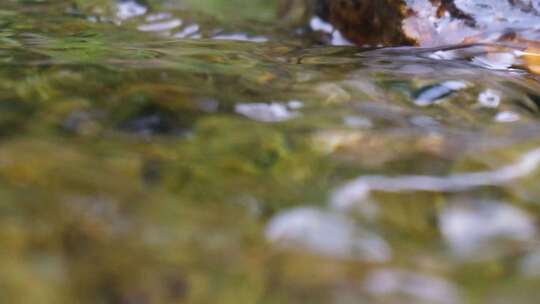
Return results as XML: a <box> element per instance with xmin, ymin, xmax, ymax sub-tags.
<box><xmin>3</xmin><ymin>0</ymin><xmax>540</xmax><ymax>303</ymax></box>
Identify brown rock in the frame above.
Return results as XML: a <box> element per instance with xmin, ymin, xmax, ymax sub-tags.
<box><xmin>317</xmin><ymin>0</ymin><xmax>415</xmax><ymax>45</ymax></box>
<box><xmin>313</xmin><ymin>0</ymin><xmax>479</xmax><ymax>46</ymax></box>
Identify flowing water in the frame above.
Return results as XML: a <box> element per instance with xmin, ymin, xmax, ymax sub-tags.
<box><xmin>2</xmin><ymin>0</ymin><xmax>540</xmax><ymax>303</ymax></box>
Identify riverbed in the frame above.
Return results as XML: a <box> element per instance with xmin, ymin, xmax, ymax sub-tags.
<box><xmin>2</xmin><ymin>1</ymin><xmax>540</xmax><ymax>303</ymax></box>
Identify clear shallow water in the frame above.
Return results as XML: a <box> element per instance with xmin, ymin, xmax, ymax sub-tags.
<box><xmin>2</xmin><ymin>0</ymin><xmax>540</xmax><ymax>303</ymax></box>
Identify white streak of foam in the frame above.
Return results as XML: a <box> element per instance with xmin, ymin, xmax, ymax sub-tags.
<box><xmin>331</xmin><ymin>147</ymin><xmax>540</xmax><ymax>209</ymax></box>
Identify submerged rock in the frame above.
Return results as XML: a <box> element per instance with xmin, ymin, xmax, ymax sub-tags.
<box><xmin>266</xmin><ymin>207</ymin><xmax>391</xmax><ymax>261</ymax></box>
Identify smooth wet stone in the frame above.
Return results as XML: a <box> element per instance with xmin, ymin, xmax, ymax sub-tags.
<box><xmin>266</xmin><ymin>207</ymin><xmax>391</xmax><ymax>262</ymax></box>
<box><xmin>439</xmin><ymin>200</ymin><xmax>536</xmax><ymax>259</ymax></box>
<box><xmin>363</xmin><ymin>269</ymin><xmax>462</xmax><ymax>304</ymax></box>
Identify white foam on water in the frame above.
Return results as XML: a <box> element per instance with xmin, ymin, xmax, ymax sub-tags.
<box><xmin>331</xmin><ymin>146</ymin><xmax>540</xmax><ymax>209</ymax></box>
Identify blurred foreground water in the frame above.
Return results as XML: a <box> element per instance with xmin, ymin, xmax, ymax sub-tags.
<box><xmin>2</xmin><ymin>0</ymin><xmax>540</xmax><ymax>303</ymax></box>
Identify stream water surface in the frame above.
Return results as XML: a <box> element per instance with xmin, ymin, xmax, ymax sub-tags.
<box><xmin>2</xmin><ymin>0</ymin><xmax>540</xmax><ymax>303</ymax></box>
